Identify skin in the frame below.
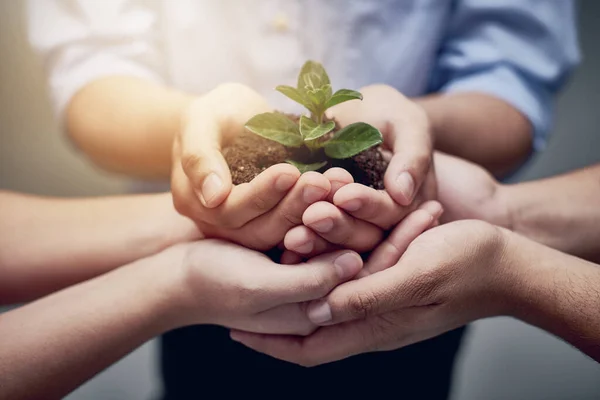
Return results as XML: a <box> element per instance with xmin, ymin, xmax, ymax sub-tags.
<box><xmin>66</xmin><ymin>78</ymin><xmax>531</xmax><ymax>226</ymax></box>
<box><xmin>234</xmin><ymin>160</ymin><xmax>600</xmax><ymax>365</ymax></box>
<box><xmin>0</xmin><ymin>191</ymin><xmax>366</xmax><ymax>399</ymax></box>
<box><xmin>286</xmin><ymin>155</ymin><xmax>600</xmax><ymax>264</ymax></box>
<box><xmin>231</xmin><ymin>221</ymin><xmax>600</xmax><ymax>366</ymax></box>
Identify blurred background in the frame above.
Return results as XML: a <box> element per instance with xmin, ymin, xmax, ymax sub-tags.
<box><xmin>1</xmin><ymin>1</ymin><xmax>599</xmax><ymax>399</ymax></box>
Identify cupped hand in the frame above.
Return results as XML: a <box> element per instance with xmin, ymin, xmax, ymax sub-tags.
<box><xmin>172</xmin><ymin>82</ymin><xmax>289</xmax><ymax>227</ymax></box>
<box><xmin>328</xmin><ymin>84</ymin><xmax>436</xmax><ymax>207</ymax></box>
<box><xmin>230</xmin><ymin>220</ymin><xmax>514</xmax><ymax>366</ymax></box>
<box><xmin>282</xmin><ymin>167</ymin><xmax>439</xmax><ymax>259</ymax></box>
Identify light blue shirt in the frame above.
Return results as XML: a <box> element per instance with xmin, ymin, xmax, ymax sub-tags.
<box><xmin>29</xmin><ymin>0</ymin><xmax>580</xmax><ymax>157</ymax></box>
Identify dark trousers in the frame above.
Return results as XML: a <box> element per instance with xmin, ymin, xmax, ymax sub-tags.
<box><xmin>160</xmin><ymin>324</ymin><xmax>466</xmax><ymax>399</ymax></box>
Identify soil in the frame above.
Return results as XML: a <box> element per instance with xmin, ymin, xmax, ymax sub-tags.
<box><xmin>223</xmin><ymin>114</ymin><xmax>388</xmax><ymax>189</ymax></box>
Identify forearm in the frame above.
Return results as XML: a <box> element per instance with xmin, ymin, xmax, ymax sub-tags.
<box><xmin>0</xmin><ymin>251</ymin><xmax>183</xmax><ymax>400</ymax></box>
<box><xmin>0</xmin><ymin>192</ymin><xmax>200</xmax><ymax>304</ymax></box>
<box><xmin>66</xmin><ymin>76</ymin><xmax>193</xmax><ymax>178</ymax></box>
<box><xmin>500</xmin><ymin>164</ymin><xmax>600</xmax><ymax>262</ymax></box>
<box><xmin>415</xmin><ymin>92</ymin><xmax>532</xmax><ymax>177</ymax></box>
<box><xmin>505</xmin><ymin>232</ymin><xmax>600</xmax><ymax>362</ymax></box>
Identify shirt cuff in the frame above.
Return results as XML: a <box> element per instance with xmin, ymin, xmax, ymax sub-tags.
<box><xmin>439</xmin><ymin>65</ymin><xmax>553</xmax><ymax>153</ymax></box>
<box><xmin>50</xmin><ymin>53</ymin><xmax>164</xmax><ymax>125</ymax></box>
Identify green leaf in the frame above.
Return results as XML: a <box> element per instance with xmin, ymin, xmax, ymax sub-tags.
<box><xmin>299</xmin><ymin>115</ymin><xmax>335</xmax><ymax>141</ymax></box>
<box><xmin>297</xmin><ymin>60</ymin><xmax>330</xmax><ymax>91</ymax></box>
<box><xmin>306</xmin><ymin>87</ymin><xmax>330</xmax><ymax>110</ymax></box>
<box><xmin>324</xmin><ymin>89</ymin><xmax>363</xmax><ymax>109</ymax></box>
<box><xmin>276</xmin><ymin>85</ymin><xmax>311</xmax><ymax>108</ymax></box>
<box><xmin>286</xmin><ymin>160</ymin><xmax>328</xmax><ymax>173</ymax></box>
<box><xmin>324</xmin><ymin>122</ymin><xmax>383</xmax><ymax>159</ymax></box>
<box><xmin>245</xmin><ymin>112</ymin><xmax>303</xmax><ymax>147</ymax></box>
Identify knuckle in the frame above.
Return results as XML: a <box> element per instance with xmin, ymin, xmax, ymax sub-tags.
<box><xmin>279</xmin><ymin>208</ymin><xmax>303</xmax><ymax>227</ymax></box>
<box><xmin>346</xmin><ymin>290</ymin><xmax>379</xmax><ymax>319</ymax></box>
<box><xmin>298</xmin><ymin>266</ymin><xmax>328</xmax><ymax>298</ymax></box>
<box><xmin>181</xmin><ymin>152</ymin><xmax>203</xmax><ymax>176</ymax></box>
<box><xmin>249</xmin><ymin>184</ymin><xmax>270</xmax><ymax>212</ymax></box>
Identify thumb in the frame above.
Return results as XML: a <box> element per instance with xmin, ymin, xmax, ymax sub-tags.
<box><xmin>383</xmin><ymin>113</ymin><xmax>433</xmax><ymax>206</ymax></box>
<box><xmin>180</xmin><ymin>103</ymin><xmax>233</xmax><ymax>209</ymax></box>
<box><xmin>306</xmin><ymin>264</ymin><xmax>411</xmax><ymax>325</ymax></box>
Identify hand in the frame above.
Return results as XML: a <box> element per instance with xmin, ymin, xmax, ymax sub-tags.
<box><xmin>172</xmin><ymin>83</ymin><xmax>298</xmax><ymax>227</ymax></box>
<box><xmin>282</xmin><ymin>168</ymin><xmax>441</xmax><ymax>259</ymax></box>
<box><xmin>328</xmin><ymin>84</ymin><xmax>436</xmax><ymax>206</ymax></box>
<box><xmin>434</xmin><ymin>152</ymin><xmax>509</xmax><ymax>226</ymax></box>
<box><xmin>161</xmin><ymin>240</ymin><xmax>364</xmax><ymax>336</ymax></box>
<box><xmin>201</xmin><ymin>171</ymin><xmax>331</xmax><ymax>251</ymax></box>
<box><xmin>230</xmin><ymin>220</ymin><xmax>515</xmax><ymax>366</ymax></box>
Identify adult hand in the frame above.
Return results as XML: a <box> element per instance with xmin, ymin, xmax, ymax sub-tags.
<box><xmin>434</xmin><ymin>152</ymin><xmax>509</xmax><ymax>226</ymax></box>
<box><xmin>230</xmin><ymin>220</ymin><xmax>515</xmax><ymax>365</ymax></box>
<box><xmin>162</xmin><ymin>240</ymin><xmax>364</xmax><ymax>336</ymax></box>
<box><xmin>328</xmin><ymin>84</ymin><xmax>436</xmax><ymax>206</ymax></box>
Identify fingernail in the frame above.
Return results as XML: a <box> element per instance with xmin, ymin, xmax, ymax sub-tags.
<box><xmin>303</xmin><ymin>186</ymin><xmax>327</xmax><ymax>203</ymax></box>
<box><xmin>200</xmin><ymin>173</ymin><xmax>223</xmax><ymax>207</ymax></box>
<box><xmin>308</xmin><ymin>300</ymin><xmax>332</xmax><ymax>324</ymax></box>
<box><xmin>310</xmin><ymin>218</ymin><xmax>334</xmax><ymax>233</ymax></box>
<box><xmin>334</xmin><ymin>252</ymin><xmax>362</xmax><ymax>279</ymax></box>
<box><xmin>340</xmin><ymin>199</ymin><xmax>362</xmax><ymax>212</ymax></box>
<box><xmin>275</xmin><ymin>174</ymin><xmax>296</xmax><ymax>192</ymax></box>
<box><xmin>396</xmin><ymin>172</ymin><xmax>415</xmax><ymax>202</ymax></box>
<box><xmin>295</xmin><ymin>241</ymin><xmax>314</xmax><ymax>254</ymax></box>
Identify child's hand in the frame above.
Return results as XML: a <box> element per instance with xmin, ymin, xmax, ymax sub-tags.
<box><xmin>198</xmin><ymin>171</ymin><xmax>332</xmax><ymax>251</ymax></box>
<box><xmin>282</xmin><ymin>168</ymin><xmax>440</xmax><ymax>261</ymax></box>
<box><xmin>172</xmin><ymin>82</ymin><xmax>282</xmax><ymax>228</ymax></box>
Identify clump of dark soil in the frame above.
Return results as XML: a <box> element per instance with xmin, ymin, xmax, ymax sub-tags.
<box><xmin>222</xmin><ymin>115</ymin><xmax>388</xmax><ymax>189</ymax></box>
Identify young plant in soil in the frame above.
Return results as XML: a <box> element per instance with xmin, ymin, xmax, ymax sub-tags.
<box><xmin>223</xmin><ymin>61</ymin><xmax>389</xmax><ymax>188</ymax></box>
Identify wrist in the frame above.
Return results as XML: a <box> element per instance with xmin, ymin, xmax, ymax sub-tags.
<box><xmin>141</xmin><ymin>243</ymin><xmax>205</xmax><ymax>331</ymax></box>
<box><xmin>142</xmin><ymin>193</ymin><xmax>203</xmax><ymax>253</ymax></box>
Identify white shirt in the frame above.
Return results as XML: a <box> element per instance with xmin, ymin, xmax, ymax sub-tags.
<box><xmin>27</xmin><ymin>0</ymin><xmax>580</xmax><ymax>150</ymax></box>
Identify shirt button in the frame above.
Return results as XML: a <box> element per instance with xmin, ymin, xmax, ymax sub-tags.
<box><xmin>272</xmin><ymin>12</ymin><xmax>289</xmax><ymax>32</ymax></box>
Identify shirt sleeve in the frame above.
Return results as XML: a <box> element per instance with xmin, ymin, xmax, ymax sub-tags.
<box><xmin>26</xmin><ymin>0</ymin><xmax>166</xmax><ymax>123</ymax></box>
<box><xmin>429</xmin><ymin>0</ymin><xmax>581</xmax><ymax>151</ymax></box>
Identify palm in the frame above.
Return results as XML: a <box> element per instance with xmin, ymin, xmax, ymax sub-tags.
<box><xmin>433</xmin><ymin>153</ymin><xmax>502</xmax><ymax>224</ymax></box>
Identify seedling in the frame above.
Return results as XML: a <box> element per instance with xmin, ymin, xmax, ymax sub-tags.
<box><xmin>244</xmin><ymin>61</ymin><xmax>383</xmax><ymax>172</ymax></box>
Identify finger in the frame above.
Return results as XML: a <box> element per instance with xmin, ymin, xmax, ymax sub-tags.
<box><xmin>171</xmin><ymin>156</ymin><xmax>207</xmax><ymax>221</ymax></box>
<box><xmin>303</xmin><ymin>259</ymin><xmax>423</xmax><ymax>325</ymax></box>
<box><xmin>180</xmin><ymin>101</ymin><xmax>234</xmax><ymax>208</ymax></box>
<box><xmin>247</xmin><ymin>172</ymin><xmax>331</xmax><ymax>249</ymax></box>
<box><xmin>230</xmin><ymin>319</ymin><xmax>378</xmax><ymax>367</ymax></box>
<box><xmin>302</xmin><ymin>202</ymin><xmax>383</xmax><ymax>253</ymax></box>
<box><xmin>176</xmin><ymin>163</ymin><xmax>300</xmax><ymax>228</ymax></box>
<box><xmin>226</xmin><ymin>303</ymin><xmax>316</xmax><ymax>336</ymax></box>
<box><xmin>261</xmin><ymin>250</ymin><xmax>363</xmax><ymax>306</ymax></box>
<box><xmin>362</xmin><ymin>201</ymin><xmax>443</xmax><ymax>276</ymax></box>
<box><xmin>231</xmin><ymin>307</ymin><xmax>444</xmax><ymax>366</ymax></box>
<box><xmin>333</xmin><ymin>183</ymin><xmax>414</xmax><ymax>230</ymax></box>
<box><xmin>280</xmin><ymin>250</ymin><xmax>304</xmax><ymax>265</ymax></box>
<box><xmin>283</xmin><ymin>226</ymin><xmax>339</xmax><ymax>257</ymax></box>
<box><xmin>213</xmin><ymin>163</ymin><xmax>300</xmax><ymax>228</ymax></box>
<box><xmin>322</xmin><ymin>168</ymin><xmax>354</xmax><ymax>202</ymax></box>
<box><xmin>383</xmin><ymin>118</ymin><xmax>433</xmax><ymax>206</ymax></box>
